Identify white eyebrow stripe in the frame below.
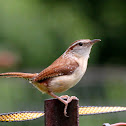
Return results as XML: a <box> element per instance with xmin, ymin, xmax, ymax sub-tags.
<box><xmin>69</xmin><ymin>39</ymin><xmax>91</xmax><ymax>49</ymax></box>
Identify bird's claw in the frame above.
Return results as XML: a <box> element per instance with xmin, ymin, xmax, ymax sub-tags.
<box><xmin>61</xmin><ymin>95</ymin><xmax>79</xmax><ymax>117</ymax></box>
<box><xmin>59</xmin><ymin>95</ymin><xmax>70</xmax><ymax>100</ymax></box>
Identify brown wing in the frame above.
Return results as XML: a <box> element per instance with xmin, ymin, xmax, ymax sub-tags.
<box><xmin>33</xmin><ymin>56</ymin><xmax>79</xmax><ymax>82</ymax></box>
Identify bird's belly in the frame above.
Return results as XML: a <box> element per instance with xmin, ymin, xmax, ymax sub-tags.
<box><xmin>31</xmin><ymin>81</ymin><xmax>48</xmax><ymax>94</ymax></box>
<box><xmin>48</xmin><ymin>68</ymin><xmax>85</xmax><ymax>93</ymax></box>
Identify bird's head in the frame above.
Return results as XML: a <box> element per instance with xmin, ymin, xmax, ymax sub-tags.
<box><xmin>65</xmin><ymin>39</ymin><xmax>101</xmax><ymax>58</ymax></box>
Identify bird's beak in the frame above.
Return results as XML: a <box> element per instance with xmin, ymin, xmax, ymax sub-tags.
<box><xmin>91</xmin><ymin>39</ymin><xmax>101</xmax><ymax>44</ymax></box>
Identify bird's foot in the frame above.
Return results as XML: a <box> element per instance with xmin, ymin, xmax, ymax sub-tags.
<box><xmin>61</xmin><ymin>95</ymin><xmax>79</xmax><ymax>117</ymax></box>
<box><xmin>59</xmin><ymin>95</ymin><xmax>70</xmax><ymax>100</ymax></box>
<box><xmin>48</xmin><ymin>92</ymin><xmax>78</xmax><ymax>117</ymax></box>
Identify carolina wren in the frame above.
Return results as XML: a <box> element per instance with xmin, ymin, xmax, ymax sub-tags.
<box><xmin>0</xmin><ymin>39</ymin><xmax>101</xmax><ymax>116</ymax></box>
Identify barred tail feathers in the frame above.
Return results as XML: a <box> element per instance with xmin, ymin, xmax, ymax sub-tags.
<box><xmin>0</xmin><ymin>72</ymin><xmax>38</xmax><ymax>79</ymax></box>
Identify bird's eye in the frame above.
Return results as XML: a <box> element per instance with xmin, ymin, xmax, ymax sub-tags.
<box><xmin>78</xmin><ymin>42</ymin><xmax>83</xmax><ymax>46</ymax></box>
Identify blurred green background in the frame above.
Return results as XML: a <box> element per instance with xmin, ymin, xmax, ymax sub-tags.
<box><xmin>0</xmin><ymin>0</ymin><xmax>126</xmax><ymax>125</ymax></box>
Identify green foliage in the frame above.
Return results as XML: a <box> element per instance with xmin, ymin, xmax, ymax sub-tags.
<box><xmin>1</xmin><ymin>0</ymin><xmax>125</xmax><ymax>68</ymax></box>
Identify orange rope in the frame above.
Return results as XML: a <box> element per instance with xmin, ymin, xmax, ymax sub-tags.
<box><xmin>0</xmin><ymin>106</ymin><xmax>126</xmax><ymax>122</ymax></box>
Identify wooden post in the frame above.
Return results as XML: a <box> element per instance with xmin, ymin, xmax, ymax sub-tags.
<box><xmin>45</xmin><ymin>98</ymin><xmax>79</xmax><ymax>126</ymax></box>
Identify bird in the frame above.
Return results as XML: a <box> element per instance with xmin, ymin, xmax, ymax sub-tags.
<box><xmin>0</xmin><ymin>39</ymin><xmax>101</xmax><ymax>116</ymax></box>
